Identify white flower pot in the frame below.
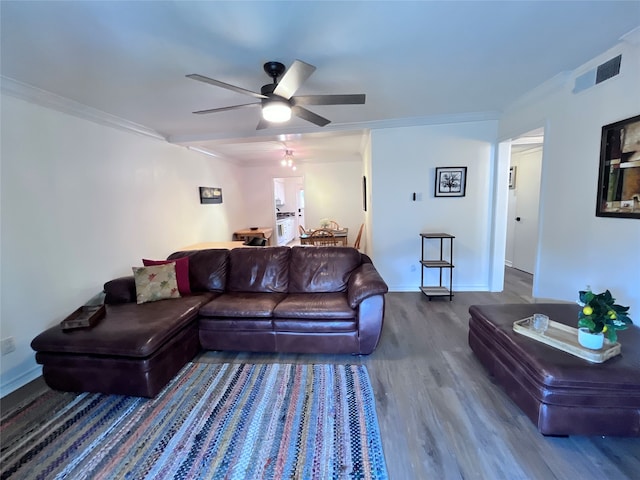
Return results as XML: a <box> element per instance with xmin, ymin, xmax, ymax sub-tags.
<box><xmin>578</xmin><ymin>327</ymin><xmax>604</xmax><ymax>350</ymax></box>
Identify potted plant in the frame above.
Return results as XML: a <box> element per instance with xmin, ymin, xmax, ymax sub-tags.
<box><xmin>577</xmin><ymin>289</ymin><xmax>633</xmax><ymax>349</ymax></box>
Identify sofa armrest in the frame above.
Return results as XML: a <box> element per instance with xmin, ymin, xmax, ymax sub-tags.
<box><xmin>357</xmin><ymin>295</ymin><xmax>385</xmax><ymax>354</ymax></box>
<box><xmin>347</xmin><ymin>263</ymin><xmax>388</xmax><ymax>309</ymax></box>
<box><xmin>104</xmin><ymin>276</ymin><xmax>136</xmax><ymax>304</ymax></box>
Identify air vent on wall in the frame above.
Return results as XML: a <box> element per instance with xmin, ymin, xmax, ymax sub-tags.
<box><xmin>596</xmin><ymin>55</ymin><xmax>622</xmax><ymax>83</ymax></box>
<box><xmin>572</xmin><ymin>54</ymin><xmax>622</xmax><ymax>94</ymax></box>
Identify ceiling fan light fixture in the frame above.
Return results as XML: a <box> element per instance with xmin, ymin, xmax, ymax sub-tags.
<box><xmin>262</xmin><ymin>99</ymin><xmax>291</xmax><ymax>123</ymax></box>
<box><xmin>281</xmin><ymin>150</ymin><xmax>296</xmax><ymax>169</ymax></box>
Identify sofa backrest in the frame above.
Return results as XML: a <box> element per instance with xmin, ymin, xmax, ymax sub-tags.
<box><xmin>288</xmin><ymin>246</ymin><xmax>362</xmax><ymax>293</ymax></box>
<box><xmin>227</xmin><ymin>247</ymin><xmax>290</xmax><ymax>293</ymax></box>
<box><xmin>168</xmin><ymin>249</ymin><xmax>229</xmax><ymax>292</ymax></box>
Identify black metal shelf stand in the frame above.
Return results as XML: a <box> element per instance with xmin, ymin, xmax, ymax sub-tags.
<box><xmin>420</xmin><ymin>233</ymin><xmax>454</xmax><ymax>301</ymax></box>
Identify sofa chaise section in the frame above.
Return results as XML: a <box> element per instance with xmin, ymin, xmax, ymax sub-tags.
<box><xmin>31</xmin><ymin>290</ymin><xmax>215</xmax><ymax>397</ymax></box>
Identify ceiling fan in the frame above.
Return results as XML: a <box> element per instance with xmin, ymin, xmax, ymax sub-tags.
<box><xmin>186</xmin><ymin>60</ymin><xmax>365</xmax><ymax>130</ymax></box>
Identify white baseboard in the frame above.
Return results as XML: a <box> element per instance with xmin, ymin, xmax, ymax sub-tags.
<box><xmin>0</xmin><ymin>365</ymin><xmax>42</xmax><ymax>398</ymax></box>
<box><xmin>388</xmin><ymin>284</ymin><xmax>490</xmax><ymax>292</ymax></box>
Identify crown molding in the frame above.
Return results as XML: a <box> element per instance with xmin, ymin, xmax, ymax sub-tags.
<box><xmin>503</xmin><ymin>71</ymin><xmax>572</xmax><ymax>113</ymax></box>
<box><xmin>0</xmin><ymin>76</ymin><xmax>166</xmax><ymax>141</ymax></box>
<box><xmin>620</xmin><ymin>26</ymin><xmax>640</xmax><ymax>46</ymax></box>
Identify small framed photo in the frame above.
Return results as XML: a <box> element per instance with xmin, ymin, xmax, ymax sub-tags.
<box><xmin>199</xmin><ymin>186</ymin><xmax>223</xmax><ymax>204</ymax></box>
<box><xmin>435</xmin><ymin>167</ymin><xmax>467</xmax><ymax>197</ymax></box>
<box><xmin>509</xmin><ymin>166</ymin><xmax>517</xmax><ymax>189</ymax></box>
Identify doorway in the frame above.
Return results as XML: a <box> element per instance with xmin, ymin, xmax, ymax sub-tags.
<box><xmin>505</xmin><ymin>128</ymin><xmax>544</xmax><ymax>275</ymax></box>
<box><xmin>273</xmin><ymin>176</ymin><xmax>305</xmax><ymax>245</ymax></box>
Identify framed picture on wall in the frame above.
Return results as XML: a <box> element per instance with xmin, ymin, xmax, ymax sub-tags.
<box><xmin>509</xmin><ymin>166</ymin><xmax>517</xmax><ymax>189</ymax></box>
<box><xmin>435</xmin><ymin>167</ymin><xmax>467</xmax><ymax>197</ymax></box>
<box><xmin>595</xmin><ymin>114</ymin><xmax>640</xmax><ymax>219</ymax></box>
<box><xmin>362</xmin><ymin>176</ymin><xmax>367</xmax><ymax>211</ymax></box>
<box><xmin>199</xmin><ymin>186</ymin><xmax>223</xmax><ymax>204</ymax></box>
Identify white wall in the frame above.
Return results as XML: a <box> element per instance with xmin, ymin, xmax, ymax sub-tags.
<box><xmin>0</xmin><ymin>94</ymin><xmax>247</xmax><ymax>395</ymax></box>
<box><xmin>499</xmin><ymin>38</ymin><xmax>640</xmax><ymax>309</ymax></box>
<box><xmin>242</xmin><ymin>159</ymin><xmax>364</xmax><ymax>244</ymax></box>
<box><xmin>369</xmin><ymin>120</ymin><xmax>499</xmax><ymax>291</ymax></box>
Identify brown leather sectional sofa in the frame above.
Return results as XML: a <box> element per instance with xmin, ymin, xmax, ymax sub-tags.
<box><xmin>31</xmin><ymin>246</ymin><xmax>388</xmax><ymax>397</ymax></box>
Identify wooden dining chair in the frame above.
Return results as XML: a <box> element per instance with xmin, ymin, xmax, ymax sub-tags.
<box><xmin>353</xmin><ymin>223</ymin><xmax>364</xmax><ymax>250</ymax></box>
<box><xmin>308</xmin><ymin>228</ymin><xmax>338</xmax><ymax>246</ymax></box>
<box><xmin>328</xmin><ymin>220</ymin><xmax>340</xmax><ymax>230</ymax></box>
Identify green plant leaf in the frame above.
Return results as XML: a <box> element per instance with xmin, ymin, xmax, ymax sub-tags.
<box><xmin>578</xmin><ymin>318</ymin><xmax>596</xmax><ymax>331</ymax></box>
<box><xmin>579</xmin><ymin>290</ymin><xmax>594</xmax><ymax>304</ymax></box>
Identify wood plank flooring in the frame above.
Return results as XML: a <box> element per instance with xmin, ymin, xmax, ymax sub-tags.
<box><xmin>3</xmin><ymin>268</ymin><xmax>639</xmax><ymax>479</ymax></box>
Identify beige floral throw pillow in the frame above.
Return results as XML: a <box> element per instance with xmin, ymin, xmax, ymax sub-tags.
<box><xmin>132</xmin><ymin>262</ymin><xmax>181</xmax><ymax>304</ymax></box>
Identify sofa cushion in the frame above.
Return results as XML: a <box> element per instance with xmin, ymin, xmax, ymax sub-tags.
<box><xmin>143</xmin><ymin>257</ymin><xmax>191</xmax><ymax>295</ymax></box>
<box><xmin>273</xmin><ymin>317</ymin><xmax>357</xmax><ymax>333</ymax></box>
<box><xmin>31</xmin><ymin>294</ymin><xmax>214</xmax><ymax>358</ymax></box>
<box><xmin>199</xmin><ymin>317</ymin><xmax>274</xmax><ymax>332</ymax></box>
<box><xmin>288</xmin><ymin>246</ymin><xmax>361</xmax><ymax>293</ymax></box>
<box><xmin>227</xmin><ymin>247</ymin><xmax>290</xmax><ymax>293</ymax></box>
<box><xmin>273</xmin><ymin>292</ymin><xmax>355</xmax><ymax>319</ymax></box>
<box><xmin>132</xmin><ymin>263</ymin><xmax>181</xmax><ymax>304</ymax></box>
<box><xmin>168</xmin><ymin>249</ymin><xmax>229</xmax><ymax>293</ymax></box>
<box><xmin>199</xmin><ymin>292</ymin><xmax>287</xmax><ymax>318</ymax></box>
<box><xmin>104</xmin><ymin>276</ymin><xmax>136</xmax><ymax>304</ymax></box>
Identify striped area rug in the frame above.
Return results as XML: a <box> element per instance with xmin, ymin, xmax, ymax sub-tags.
<box><xmin>1</xmin><ymin>363</ymin><xmax>388</xmax><ymax>479</ymax></box>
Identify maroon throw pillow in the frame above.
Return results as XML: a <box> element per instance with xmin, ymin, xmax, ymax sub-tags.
<box><xmin>142</xmin><ymin>257</ymin><xmax>191</xmax><ymax>295</ymax></box>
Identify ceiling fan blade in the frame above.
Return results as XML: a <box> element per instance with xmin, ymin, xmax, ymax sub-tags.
<box><xmin>273</xmin><ymin>60</ymin><xmax>316</xmax><ymax>99</ymax></box>
<box><xmin>292</xmin><ymin>94</ymin><xmax>366</xmax><ymax>106</ymax></box>
<box><xmin>256</xmin><ymin>117</ymin><xmax>272</xmax><ymax>130</ymax></box>
<box><xmin>193</xmin><ymin>103</ymin><xmax>260</xmax><ymax>115</ymax></box>
<box><xmin>292</xmin><ymin>106</ymin><xmax>331</xmax><ymax>127</ymax></box>
<box><xmin>186</xmin><ymin>74</ymin><xmax>267</xmax><ymax>99</ymax></box>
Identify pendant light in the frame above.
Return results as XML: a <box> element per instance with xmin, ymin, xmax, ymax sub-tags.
<box><xmin>281</xmin><ymin>150</ymin><xmax>296</xmax><ymax>170</ymax></box>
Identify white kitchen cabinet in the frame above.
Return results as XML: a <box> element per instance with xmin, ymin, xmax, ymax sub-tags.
<box><xmin>274</xmin><ymin>179</ymin><xmax>286</xmax><ymax>206</ymax></box>
<box><xmin>276</xmin><ymin>217</ymin><xmax>295</xmax><ymax>245</ymax></box>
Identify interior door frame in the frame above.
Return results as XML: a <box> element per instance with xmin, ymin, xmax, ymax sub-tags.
<box><xmin>491</xmin><ymin>124</ymin><xmax>546</xmax><ymax>292</ymax></box>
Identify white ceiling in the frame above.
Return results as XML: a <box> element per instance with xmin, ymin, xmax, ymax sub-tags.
<box><xmin>1</xmin><ymin>1</ymin><xmax>639</xmax><ymax>166</ymax></box>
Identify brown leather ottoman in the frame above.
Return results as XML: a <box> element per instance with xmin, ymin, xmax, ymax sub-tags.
<box><xmin>468</xmin><ymin>303</ymin><xmax>640</xmax><ymax>436</ymax></box>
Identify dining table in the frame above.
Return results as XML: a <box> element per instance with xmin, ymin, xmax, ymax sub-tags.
<box><xmin>299</xmin><ymin>228</ymin><xmax>349</xmax><ymax>246</ymax></box>
<box><xmin>232</xmin><ymin>227</ymin><xmax>273</xmax><ymax>246</ymax></box>
<box><xmin>176</xmin><ymin>241</ymin><xmax>248</xmax><ymax>251</ymax></box>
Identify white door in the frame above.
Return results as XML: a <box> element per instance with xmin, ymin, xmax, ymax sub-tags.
<box><xmin>297</xmin><ymin>187</ymin><xmax>306</xmax><ymax>231</ymax></box>
<box><xmin>511</xmin><ymin>148</ymin><xmax>543</xmax><ymax>274</ymax></box>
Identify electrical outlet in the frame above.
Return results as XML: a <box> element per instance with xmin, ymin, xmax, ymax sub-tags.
<box><xmin>1</xmin><ymin>337</ymin><xmax>16</xmax><ymax>355</ymax></box>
